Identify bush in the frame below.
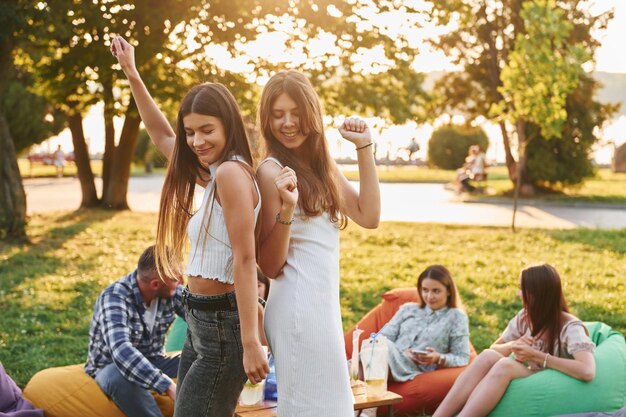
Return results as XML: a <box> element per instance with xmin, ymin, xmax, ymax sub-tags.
<box><xmin>427</xmin><ymin>125</ymin><xmax>489</xmax><ymax>170</ymax></box>
<box><xmin>527</xmin><ymin>134</ymin><xmax>595</xmax><ymax>188</ymax></box>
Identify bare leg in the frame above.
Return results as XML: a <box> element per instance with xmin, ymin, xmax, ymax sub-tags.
<box><xmin>458</xmin><ymin>358</ymin><xmax>533</xmax><ymax>417</ymax></box>
<box><xmin>433</xmin><ymin>349</ymin><xmax>503</xmax><ymax>417</ymax></box>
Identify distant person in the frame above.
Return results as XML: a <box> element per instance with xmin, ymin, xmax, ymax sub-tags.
<box><xmin>468</xmin><ymin>145</ymin><xmax>487</xmax><ymax>180</ymax></box>
<box><xmin>434</xmin><ymin>263</ymin><xmax>596</xmax><ymax>417</ymax></box>
<box><xmin>85</xmin><ymin>245</ymin><xmax>184</xmax><ymax>417</ymax></box>
<box><xmin>53</xmin><ymin>145</ymin><xmax>65</xmax><ymax>178</ymax></box>
<box><xmin>406</xmin><ymin>137</ymin><xmax>420</xmax><ymax>162</ymax></box>
<box><xmin>453</xmin><ymin>145</ymin><xmax>487</xmax><ymax>193</ymax></box>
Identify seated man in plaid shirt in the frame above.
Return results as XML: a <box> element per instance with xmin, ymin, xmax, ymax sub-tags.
<box><xmin>85</xmin><ymin>245</ymin><xmax>184</xmax><ymax>417</ymax></box>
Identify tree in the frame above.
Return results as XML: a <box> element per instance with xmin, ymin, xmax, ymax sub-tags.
<box><xmin>2</xmin><ymin>72</ymin><xmax>66</xmax><ymax>154</ymax></box>
<box><xmin>0</xmin><ymin>0</ymin><xmax>27</xmax><ymax>240</ymax></box>
<box><xmin>492</xmin><ymin>0</ymin><xmax>587</xmax><ymax>230</ymax></box>
<box><xmin>19</xmin><ymin>0</ymin><xmax>429</xmax><ymax>210</ymax></box>
<box><xmin>22</xmin><ymin>0</ymin><xmax>196</xmax><ymax>209</ymax></box>
<box><xmin>526</xmin><ymin>74</ymin><xmax>617</xmax><ymax>188</ymax></box>
<box><xmin>182</xmin><ymin>1</ymin><xmax>430</xmax><ymax>122</ymax></box>
<box><xmin>427</xmin><ymin>0</ymin><xmax>614</xmax><ymax>190</ymax></box>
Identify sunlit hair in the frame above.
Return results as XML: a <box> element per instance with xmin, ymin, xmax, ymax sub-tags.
<box><xmin>416</xmin><ymin>264</ymin><xmax>462</xmax><ymax>309</ymax></box>
<box><xmin>137</xmin><ymin>245</ymin><xmax>157</xmax><ymax>282</ymax></box>
<box><xmin>155</xmin><ymin>83</ymin><xmax>254</xmax><ymax>280</ymax></box>
<box><xmin>258</xmin><ymin>70</ymin><xmax>346</xmax><ymax>228</ymax></box>
<box><xmin>520</xmin><ymin>263</ymin><xmax>569</xmax><ymax>355</ymax></box>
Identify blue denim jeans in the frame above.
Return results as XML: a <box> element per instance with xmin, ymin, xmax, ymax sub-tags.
<box><xmin>174</xmin><ymin>290</ymin><xmax>247</xmax><ymax>417</ymax></box>
<box><xmin>94</xmin><ymin>355</ymin><xmax>179</xmax><ymax>417</ymax></box>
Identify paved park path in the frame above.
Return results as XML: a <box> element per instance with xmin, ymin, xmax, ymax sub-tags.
<box><xmin>23</xmin><ymin>175</ymin><xmax>626</xmax><ymax>230</ymax></box>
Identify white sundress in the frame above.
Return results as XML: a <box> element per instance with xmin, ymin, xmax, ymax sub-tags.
<box><xmin>261</xmin><ymin>157</ymin><xmax>353</xmax><ymax>417</ymax></box>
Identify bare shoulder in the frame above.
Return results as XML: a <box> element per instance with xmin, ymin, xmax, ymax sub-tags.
<box><xmin>256</xmin><ymin>159</ymin><xmax>282</xmax><ymax>182</ymax></box>
<box><xmin>215</xmin><ymin>161</ymin><xmax>252</xmax><ymax>187</ymax></box>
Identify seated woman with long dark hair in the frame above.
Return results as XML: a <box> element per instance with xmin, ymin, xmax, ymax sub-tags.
<box><xmin>433</xmin><ymin>263</ymin><xmax>596</xmax><ymax>417</ymax></box>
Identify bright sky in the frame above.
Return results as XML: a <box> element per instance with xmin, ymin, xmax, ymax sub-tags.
<box><xmin>38</xmin><ymin>0</ymin><xmax>626</xmax><ymax>165</ymax></box>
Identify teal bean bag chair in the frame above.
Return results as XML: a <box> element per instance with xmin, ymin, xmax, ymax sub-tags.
<box><xmin>489</xmin><ymin>322</ymin><xmax>626</xmax><ymax>417</ymax></box>
<box><xmin>164</xmin><ymin>315</ymin><xmax>187</xmax><ymax>352</ymax></box>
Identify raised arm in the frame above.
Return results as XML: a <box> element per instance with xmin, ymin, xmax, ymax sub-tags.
<box><xmin>216</xmin><ymin>161</ymin><xmax>269</xmax><ymax>384</ymax></box>
<box><xmin>111</xmin><ymin>36</ymin><xmax>175</xmax><ymax>159</ymax></box>
<box><xmin>257</xmin><ymin>161</ymin><xmax>298</xmax><ymax>278</ymax></box>
<box><xmin>336</xmin><ymin>117</ymin><xmax>380</xmax><ymax>229</ymax></box>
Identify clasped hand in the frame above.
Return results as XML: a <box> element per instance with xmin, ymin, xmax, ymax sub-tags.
<box><xmin>338</xmin><ymin>117</ymin><xmax>371</xmax><ymax>147</ymax></box>
<box><xmin>510</xmin><ymin>335</ymin><xmax>539</xmax><ymax>362</ymax></box>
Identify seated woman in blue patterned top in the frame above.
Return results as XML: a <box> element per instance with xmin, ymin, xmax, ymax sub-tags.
<box><xmin>379</xmin><ymin>265</ymin><xmax>471</xmax><ymax>382</ymax></box>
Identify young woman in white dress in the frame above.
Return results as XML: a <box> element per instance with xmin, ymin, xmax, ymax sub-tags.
<box><xmin>256</xmin><ymin>70</ymin><xmax>381</xmax><ymax>417</ymax></box>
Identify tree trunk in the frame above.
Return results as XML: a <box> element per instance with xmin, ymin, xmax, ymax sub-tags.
<box><xmin>101</xmin><ymin>74</ymin><xmax>116</xmax><ymax>204</ymax></box>
<box><xmin>101</xmin><ymin>99</ymin><xmax>140</xmax><ymax>209</ymax></box>
<box><xmin>0</xmin><ymin>111</ymin><xmax>27</xmax><ymax>240</ymax></box>
<box><xmin>498</xmin><ymin>121</ymin><xmax>517</xmax><ymax>184</ymax></box>
<box><xmin>483</xmin><ymin>18</ymin><xmax>518</xmax><ymax>187</ymax></box>
<box><xmin>0</xmin><ymin>27</ymin><xmax>26</xmax><ymax>240</ymax></box>
<box><xmin>67</xmin><ymin>112</ymin><xmax>99</xmax><ymax>207</ymax></box>
<box><xmin>511</xmin><ymin>118</ymin><xmax>531</xmax><ymax>232</ymax></box>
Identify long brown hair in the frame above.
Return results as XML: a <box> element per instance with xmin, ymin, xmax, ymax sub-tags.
<box><xmin>520</xmin><ymin>263</ymin><xmax>570</xmax><ymax>355</ymax></box>
<box><xmin>155</xmin><ymin>83</ymin><xmax>254</xmax><ymax>280</ymax></box>
<box><xmin>258</xmin><ymin>70</ymin><xmax>346</xmax><ymax>228</ymax></box>
<box><xmin>416</xmin><ymin>264</ymin><xmax>463</xmax><ymax>309</ymax></box>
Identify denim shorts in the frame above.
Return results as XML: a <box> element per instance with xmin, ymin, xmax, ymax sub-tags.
<box><xmin>174</xmin><ymin>289</ymin><xmax>247</xmax><ymax>417</ymax></box>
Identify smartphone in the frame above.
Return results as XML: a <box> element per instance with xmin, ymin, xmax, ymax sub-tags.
<box><xmin>411</xmin><ymin>349</ymin><xmax>429</xmax><ymax>355</ymax></box>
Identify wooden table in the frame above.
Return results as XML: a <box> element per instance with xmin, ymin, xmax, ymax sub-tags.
<box><xmin>354</xmin><ymin>391</ymin><xmax>403</xmax><ymax>417</ymax></box>
<box><xmin>234</xmin><ymin>401</ymin><xmax>276</xmax><ymax>417</ymax></box>
<box><xmin>234</xmin><ymin>392</ymin><xmax>403</xmax><ymax>417</ymax></box>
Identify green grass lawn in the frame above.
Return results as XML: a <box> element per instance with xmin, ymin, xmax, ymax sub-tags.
<box><xmin>17</xmin><ymin>159</ymin><xmax>163</xmax><ymax>178</ymax></box>
<box><xmin>343</xmin><ymin>165</ymin><xmax>626</xmax><ymax>205</ymax></box>
<box><xmin>342</xmin><ymin>165</ymin><xmax>458</xmax><ymax>183</ymax></box>
<box><xmin>1</xmin><ymin>210</ymin><xmax>624</xmax><ymax>389</ymax></box>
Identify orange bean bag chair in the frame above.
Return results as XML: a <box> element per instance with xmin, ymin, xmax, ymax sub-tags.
<box><xmin>345</xmin><ymin>288</ymin><xmax>477</xmax><ymax>416</ymax></box>
<box><xmin>23</xmin><ymin>364</ymin><xmax>174</xmax><ymax>417</ymax></box>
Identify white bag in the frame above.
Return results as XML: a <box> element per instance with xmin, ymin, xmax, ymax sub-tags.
<box><xmin>239</xmin><ymin>379</ymin><xmax>265</xmax><ymax>406</ymax></box>
<box><xmin>360</xmin><ymin>334</ymin><xmax>389</xmax><ymax>398</ymax></box>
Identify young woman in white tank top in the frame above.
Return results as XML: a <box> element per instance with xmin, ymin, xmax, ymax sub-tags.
<box><xmin>112</xmin><ymin>36</ymin><xmax>268</xmax><ymax>417</ymax></box>
<box><xmin>256</xmin><ymin>70</ymin><xmax>381</xmax><ymax>417</ymax></box>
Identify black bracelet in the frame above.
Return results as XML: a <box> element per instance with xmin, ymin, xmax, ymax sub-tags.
<box><xmin>355</xmin><ymin>142</ymin><xmax>374</xmax><ymax>151</ymax></box>
<box><xmin>275</xmin><ymin>212</ymin><xmax>293</xmax><ymax>225</ymax></box>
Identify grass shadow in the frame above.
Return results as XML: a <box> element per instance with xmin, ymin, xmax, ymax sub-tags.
<box><xmin>0</xmin><ymin>209</ymin><xmax>117</xmax><ymax>293</ymax></box>
<box><xmin>571</xmin><ymin>300</ymin><xmax>626</xmax><ymax>337</ymax></box>
<box><xmin>546</xmin><ymin>228</ymin><xmax>626</xmax><ymax>255</ymax></box>
<box><xmin>0</xmin><ymin>209</ymin><xmax>121</xmax><ymax>386</ymax></box>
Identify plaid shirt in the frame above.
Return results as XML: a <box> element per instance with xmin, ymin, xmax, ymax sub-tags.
<box><xmin>85</xmin><ymin>270</ymin><xmax>185</xmax><ymax>393</ymax></box>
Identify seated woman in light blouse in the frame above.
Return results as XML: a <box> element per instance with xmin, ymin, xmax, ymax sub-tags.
<box><xmin>379</xmin><ymin>265</ymin><xmax>470</xmax><ymax>382</ymax></box>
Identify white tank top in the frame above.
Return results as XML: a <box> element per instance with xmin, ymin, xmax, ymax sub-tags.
<box><xmin>185</xmin><ymin>156</ymin><xmax>261</xmax><ymax>284</ymax></box>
